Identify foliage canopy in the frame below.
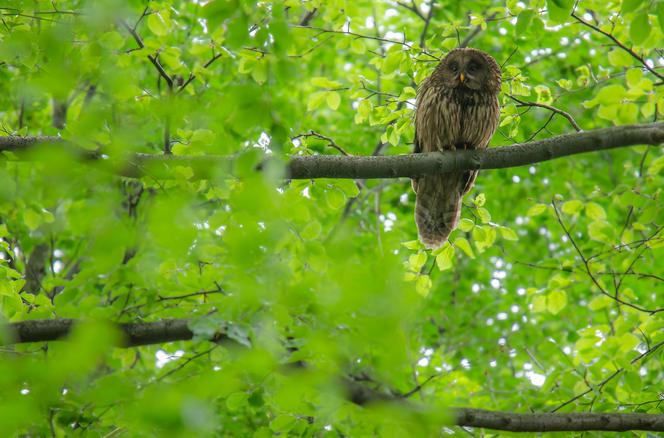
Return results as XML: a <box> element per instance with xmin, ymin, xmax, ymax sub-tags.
<box><xmin>0</xmin><ymin>0</ymin><xmax>663</xmax><ymax>436</ymax></box>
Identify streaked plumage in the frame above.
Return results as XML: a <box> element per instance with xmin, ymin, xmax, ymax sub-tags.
<box><xmin>413</xmin><ymin>48</ymin><xmax>501</xmax><ymax>248</ymax></box>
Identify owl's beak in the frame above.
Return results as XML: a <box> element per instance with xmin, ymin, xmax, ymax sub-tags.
<box><xmin>459</xmin><ymin>72</ymin><xmax>465</xmax><ymax>83</ymax></box>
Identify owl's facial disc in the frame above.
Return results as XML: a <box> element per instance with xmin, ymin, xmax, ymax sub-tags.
<box><xmin>446</xmin><ymin>55</ymin><xmax>485</xmax><ymax>90</ymax></box>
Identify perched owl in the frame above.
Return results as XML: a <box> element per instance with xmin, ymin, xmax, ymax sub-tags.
<box><xmin>413</xmin><ymin>48</ymin><xmax>501</xmax><ymax>248</ymax></box>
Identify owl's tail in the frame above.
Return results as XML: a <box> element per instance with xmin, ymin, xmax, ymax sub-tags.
<box><xmin>414</xmin><ymin>174</ymin><xmax>463</xmax><ymax>249</ymax></box>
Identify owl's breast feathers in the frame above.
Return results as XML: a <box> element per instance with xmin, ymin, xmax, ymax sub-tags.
<box><xmin>415</xmin><ymin>81</ymin><xmax>499</xmax><ymax>153</ymax></box>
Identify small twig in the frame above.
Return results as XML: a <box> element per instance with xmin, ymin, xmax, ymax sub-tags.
<box><xmin>401</xmin><ymin>373</ymin><xmax>441</xmax><ymax>398</ymax></box>
<box><xmin>552</xmin><ymin>201</ymin><xmax>663</xmax><ymax>314</ymax></box>
<box><xmin>299</xmin><ymin>7</ymin><xmax>317</xmax><ymax>26</ymax></box>
<box><xmin>156</xmin><ymin>346</ymin><xmax>218</xmax><ymax>381</ymax></box>
<box><xmin>157</xmin><ymin>287</ymin><xmax>225</xmax><ymax>302</ymax></box>
<box><xmin>525</xmin><ymin>113</ymin><xmax>556</xmax><ymax>141</ymax></box>
<box><xmin>508</xmin><ymin>95</ymin><xmax>582</xmax><ymax>132</ymax></box>
<box><xmin>419</xmin><ymin>0</ymin><xmax>436</xmax><ymax>48</ymax></box>
<box><xmin>552</xmin><ymin>340</ymin><xmax>664</xmax><ymax>412</ymax></box>
<box><xmin>120</xmin><ymin>20</ymin><xmax>174</xmax><ymax>89</ymax></box>
<box><xmin>396</xmin><ymin>1</ymin><xmax>425</xmax><ymax>21</ymax></box>
<box><xmin>292</xmin><ymin>25</ymin><xmax>440</xmax><ymax>60</ymax></box>
<box><xmin>178</xmin><ymin>51</ymin><xmax>224</xmax><ymax>93</ymax></box>
<box><xmin>570</xmin><ymin>9</ymin><xmax>664</xmax><ymax>82</ymax></box>
<box><xmin>459</xmin><ymin>12</ymin><xmax>498</xmax><ymax>48</ymax></box>
<box><xmin>292</xmin><ymin>130</ymin><xmax>350</xmax><ymax>156</ymax></box>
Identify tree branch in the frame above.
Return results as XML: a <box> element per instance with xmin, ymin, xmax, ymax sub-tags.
<box><xmin>1</xmin><ymin>123</ymin><xmax>663</xmax><ymax>180</ymax></box>
<box><xmin>453</xmin><ymin>408</ymin><xmax>664</xmax><ymax>432</ymax></box>
<box><xmin>3</xmin><ymin>318</ymin><xmax>664</xmax><ymax>432</ymax></box>
<box><xmin>507</xmin><ymin>95</ymin><xmax>582</xmax><ymax>132</ymax></box>
<box><xmin>570</xmin><ymin>9</ymin><xmax>664</xmax><ymax>83</ymax></box>
<box><xmin>3</xmin><ymin>318</ymin><xmax>227</xmax><ymax>347</ymax></box>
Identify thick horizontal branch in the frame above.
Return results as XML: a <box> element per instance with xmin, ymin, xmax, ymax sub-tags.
<box><xmin>1</xmin><ymin>123</ymin><xmax>663</xmax><ymax>179</ymax></box>
<box><xmin>3</xmin><ymin>318</ymin><xmax>664</xmax><ymax>432</ymax></box>
<box><xmin>3</xmin><ymin>318</ymin><xmax>211</xmax><ymax>347</ymax></box>
<box><xmin>453</xmin><ymin>408</ymin><xmax>664</xmax><ymax>432</ymax></box>
<box><xmin>287</xmin><ymin>123</ymin><xmax>664</xmax><ymax>178</ymax></box>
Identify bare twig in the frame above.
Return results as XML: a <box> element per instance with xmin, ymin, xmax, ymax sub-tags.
<box><xmin>299</xmin><ymin>7</ymin><xmax>317</xmax><ymax>26</ymax></box>
<box><xmin>292</xmin><ymin>130</ymin><xmax>351</xmax><ymax>156</ymax></box>
<box><xmin>120</xmin><ymin>20</ymin><xmax>174</xmax><ymax>89</ymax></box>
<box><xmin>459</xmin><ymin>12</ymin><xmax>498</xmax><ymax>48</ymax></box>
<box><xmin>508</xmin><ymin>95</ymin><xmax>582</xmax><ymax>132</ymax></box>
<box><xmin>552</xmin><ymin>200</ymin><xmax>663</xmax><ymax>314</ymax></box>
<box><xmin>552</xmin><ymin>340</ymin><xmax>664</xmax><ymax>412</ymax></box>
<box><xmin>570</xmin><ymin>9</ymin><xmax>664</xmax><ymax>82</ymax></box>
<box><xmin>396</xmin><ymin>1</ymin><xmax>425</xmax><ymax>21</ymax></box>
<box><xmin>419</xmin><ymin>0</ymin><xmax>436</xmax><ymax>48</ymax></box>
<box><xmin>157</xmin><ymin>346</ymin><xmax>218</xmax><ymax>381</ymax></box>
<box><xmin>291</xmin><ymin>25</ymin><xmax>440</xmax><ymax>60</ymax></box>
<box><xmin>178</xmin><ymin>52</ymin><xmax>224</xmax><ymax>93</ymax></box>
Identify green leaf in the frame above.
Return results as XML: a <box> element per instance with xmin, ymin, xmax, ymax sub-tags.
<box><xmin>408</xmin><ymin>252</ymin><xmax>427</xmax><ymax>272</ymax></box>
<box><xmin>547</xmin><ymin>290</ymin><xmax>567</xmax><ymax>314</ymax></box>
<box><xmin>474</xmin><ymin>193</ymin><xmax>486</xmax><ymax>207</ymax></box>
<box><xmin>335</xmin><ymin>180</ymin><xmax>360</xmax><ymax>198</ymax></box>
<box><xmin>648</xmin><ymin>155</ymin><xmax>664</xmax><ymax>175</ymax></box>
<box><xmin>454</xmin><ymin>237</ymin><xmax>475</xmax><ymax>258</ymax></box>
<box><xmin>626</xmin><ymin>69</ymin><xmax>643</xmax><ymax>88</ymax></box>
<box><xmin>270</xmin><ymin>415</ymin><xmax>297</xmax><ymax>432</ymax></box>
<box><xmin>585</xmin><ymin>202</ymin><xmax>606</xmax><ymax>220</ymax></box>
<box><xmin>588</xmin><ymin>295</ymin><xmax>612</xmax><ymax>310</ymax></box>
<box><xmin>596</xmin><ymin>85</ymin><xmax>626</xmax><ymax>105</ymax></box>
<box><xmin>547</xmin><ymin>0</ymin><xmax>573</xmax><ymax>22</ymax></box>
<box><xmin>561</xmin><ymin>200</ymin><xmax>583</xmax><ymax>215</ymax></box>
<box><xmin>325</xmin><ymin>188</ymin><xmax>346</xmax><ymax>209</ymax></box>
<box><xmin>251</xmin><ymin>60</ymin><xmax>268</xmax><ymax>84</ymax></box>
<box><xmin>458</xmin><ymin>218</ymin><xmax>474</xmax><ymax>232</ymax></box>
<box><xmin>622</xmin><ymin>0</ymin><xmax>644</xmax><ymax>13</ymax></box>
<box><xmin>557</xmin><ymin>79</ymin><xmax>572</xmax><ymax>90</ymax></box>
<box><xmin>608</xmin><ymin>49</ymin><xmax>634</xmax><ymax>67</ymax></box>
<box><xmin>24</xmin><ymin>209</ymin><xmax>42</xmax><ymax>231</ymax></box>
<box><xmin>402</xmin><ymin>240</ymin><xmax>422</xmax><ymax>250</ymax></box>
<box><xmin>527</xmin><ymin>203</ymin><xmax>548</xmax><ymax>216</ymax></box>
<box><xmin>311</xmin><ymin>77</ymin><xmax>343</xmax><ymax>88</ymax></box>
<box><xmin>476</xmin><ymin>207</ymin><xmax>491</xmax><ymax>224</ymax></box>
<box><xmin>307</xmin><ymin>91</ymin><xmax>326</xmax><ymax>111</ymax></box>
<box><xmin>435</xmin><ymin>244</ymin><xmax>455</xmax><ymax>271</ymax></box>
<box><xmin>326</xmin><ymin>91</ymin><xmax>341</xmax><ymax>110</ymax></box>
<box><xmin>147</xmin><ymin>13</ymin><xmax>169</xmax><ymax>36</ymax></box>
<box><xmin>535</xmin><ymin>85</ymin><xmax>553</xmax><ymax>104</ymax></box>
<box><xmin>499</xmin><ymin>226</ymin><xmax>518</xmax><ymax>241</ymax></box>
<box><xmin>226</xmin><ymin>392</ymin><xmax>250</xmax><ymax>411</ymax></box>
<box><xmin>623</xmin><ymin>370</ymin><xmax>642</xmax><ymax>392</ymax></box>
<box><xmin>301</xmin><ymin>221</ymin><xmax>322</xmax><ymax>240</ymax></box>
<box><xmin>416</xmin><ymin>274</ymin><xmax>432</xmax><ymax>297</ymax></box>
<box><xmin>399</xmin><ymin>87</ymin><xmax>416</xmax><ymax>101</ymax></box>
<box><xmin>629</xmin><ymin>13</ymin><xmax>650</xmax><ymax>45</ymax></box>
<box><xmin>532</xmin><ymin>295</ymin><xmax>547</xmax><ymax>312</ymax></box>
<box><xmin>516</xmin><ymin>10</ymin><xmax>535</xmax><ymax>35</ymax></box>
<box><xmin>350</xmin><ymin>39</ymin><xmax>366</xmax><ymax>54</ymax></box>
<box><xmin>618</xmin><ymin>333</ymin><xmax>640</xmax><ymax>353</ymax></box>
<box><xmin>587</xmin><ymin>221</ymin><xmax>614</xmax><ymax>243</ymax></box>
<box><xmin>658</xmin><ymin>3</ymin><xmax>664</xmax><ymax>33</ymax></box>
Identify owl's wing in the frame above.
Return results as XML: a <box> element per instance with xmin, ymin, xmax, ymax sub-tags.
<box><xmin>461</xmin><ymin>170</ymin><xmax>479</xmax><ymax>195</ymax></box>
<box><xmin>411</xmin><ymin>133</ymin><xmax>421</xmax><ymax>192</ymax></box>
<box><xmin>413</xmin><ymin>132</ymin><xmax>421</xmax><ymax>154</ymax></box>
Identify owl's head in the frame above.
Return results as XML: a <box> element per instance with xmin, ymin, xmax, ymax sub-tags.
<box><xmin>436</xmin><ymin>48</ymin><xmax>501</xmax><ymax>93</ymax></box>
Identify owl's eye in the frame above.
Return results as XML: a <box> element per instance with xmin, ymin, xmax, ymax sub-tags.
<box><xmin>467</xmin><ymin>62</ymin><xmax>478</xmax><ymax>73</ymax></box>
<box><xmin>449</xmin><ymin>62</ymin><xmax>459</xmax><ymax>72</ymax></box>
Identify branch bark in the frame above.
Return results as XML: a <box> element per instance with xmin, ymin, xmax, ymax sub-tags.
<box><xmin>3</xmin><ymin>318</ymin><xmax>218</xmax><ymax>347</ymax></box>
<box><xmin>1</xmin><ymin>123</ymin><xmax>663</xmax><ymax>180</ymax></box>
<box><xmin>3</xmin><ymin>318</ymin><xmax>664</xmax><ymax>432</ymax></box>
<box><xmin>453</xmin><ymin>408</ymin><xmax>664</xmax><ymax>432</ymax></box>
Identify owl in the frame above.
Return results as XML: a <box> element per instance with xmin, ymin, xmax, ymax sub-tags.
<box><xmin>413</xmin><ymin>48</ymin><xmax>501</xmax><ymax>249</ymax></box>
